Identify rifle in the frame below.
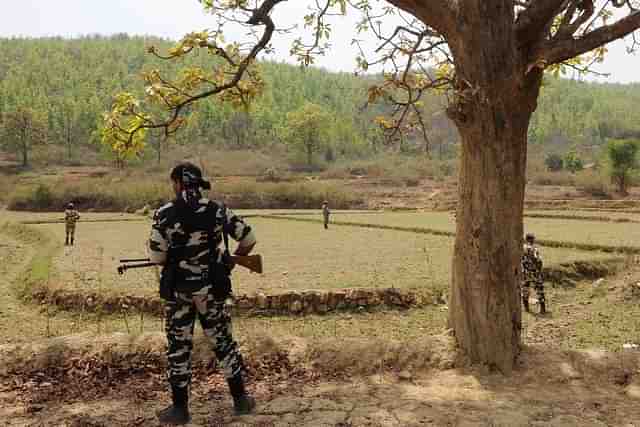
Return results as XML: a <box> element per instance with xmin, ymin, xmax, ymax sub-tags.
<box><xmin>117</xmin><ymin>254</ymin><xmax>263</xmax><ymax>275</ymax></box>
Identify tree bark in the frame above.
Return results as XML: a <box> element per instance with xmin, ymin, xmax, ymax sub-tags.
<box><xmin>445</xmin><ymin>0</ymin><xmax>543</xmax><ymax>374</ymax></box>
<box><xmin>449</xmin><ymin>109</ymin><xmax>529</xmax><ymax>373</ymax></box>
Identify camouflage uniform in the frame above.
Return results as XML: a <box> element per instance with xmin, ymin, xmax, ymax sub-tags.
<box><xmin>521</xmin><ymin>242</ymin><xmax>546</xmax><ymax>313</ymax></box>
<box><xmin>322</xmin><ymin>202</ymin><xmax>330</xmax><ymax>229</ymax></box>
<box><xmin>64</xmin><ymin>208</ymin><xmax>80</xmax><ymax>246</ymax></box>
<box><xmin>149</xmin><ymin>197</ymin><xmax>256</xmax><ymax>390</ymax></box>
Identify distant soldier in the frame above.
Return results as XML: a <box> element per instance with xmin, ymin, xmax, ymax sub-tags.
<box><xmin>521</xmin><ymin>233</ymin><xmax>546</xmax><ymax>314</ymax></box>
<box><xmin>322</xmin><ymin>200</ymin><xmax>330</xmax><ymax>229</ymax></box>
<box><xmin>64</xmin><ymin>202</ymin><xmax>80</xmax><ymax>246</ymax></box>
<box><xmin>149</xmin><ymin>162</ymin><xmax>257</xmax><ymax>424</ymax></box>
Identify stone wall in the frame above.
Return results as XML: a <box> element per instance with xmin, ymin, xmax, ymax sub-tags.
<box><xmin>33</xmin><ymin>286</ymin><xmax>434</xmax><ymax>317</ymax></box>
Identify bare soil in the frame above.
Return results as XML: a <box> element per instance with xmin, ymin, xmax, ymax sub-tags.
<box><xmin>1</xmin><ymin>340</ymin><xmax>639</xmax><ymax>426</ymax></box>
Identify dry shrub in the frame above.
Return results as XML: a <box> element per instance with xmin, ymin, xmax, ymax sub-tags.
<box><xmin>147</xmin><ymin>146</ymin><xmax>288</xmax><ymax>177</ymax></box>
<box><xmin>574</xmin><ymin>170</ymin><xmax>613</xmax><ymax>199</ymax></box>
<box><xmin>305</xmin><ymin>335</ymin><xmax>455</xmax><ymax>376</ymax></box>
<box><xmin>7</xmin><ymin>175</ymin><xmax>363</xmax><ymax>211</ymax></box>
<box><xmin>0</xmin><ymin>333</ymin><xmax>167</xmax><ymax>378</ymax></box>
<box><xmin>530</xmin><ymin>170</ymin><xmax>575</xmax><ymax>186</ymax></box>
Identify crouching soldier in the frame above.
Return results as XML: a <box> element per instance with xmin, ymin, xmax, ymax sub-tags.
<box><xmin>521</xmin><ymin>233</ymin><xmax>547</xmax><ymax>314</ymax></box>
<box><xmin>64</xmin><ymin>202</ymin><xmax>80</xmax><ymax>246</ymax></box>
<box><xmin>149</xmin><ymin>162</ymin><xmax>257</xmax><ymax>425</ymax></box>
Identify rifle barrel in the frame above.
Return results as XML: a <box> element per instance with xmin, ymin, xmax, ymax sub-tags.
<box><xmin>117</xmin><ymin>262</ymin><xmax>157</xmax><ymax>274</ymax></box>
<box><xmin>119</xmin><ymin>258</ymin><xmax>151</xmax><ymax>263</ymax></box>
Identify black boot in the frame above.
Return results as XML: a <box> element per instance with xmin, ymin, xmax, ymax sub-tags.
<box><xmin>227</xmin><ymin>373</ymin><xmax>255</xmax><ymax>416</ymax></box>
<box><xmin>157</xmin><ymin>385</ymin><xmax>190</xmax><ymax>425</ymax></box>
<box><xmin>539</xmin><ymin>300</ymin><xmax>547</xmax><ymax>315</ymax></box>
<box><xmin>70</xmin><ymin>237</ymin><xmax>74</xmax><ymax>246</ymax></box>
<box><xmin>65</xmin><ymin>237</ymin><xmax>69</xmax><ymax>246</ymax></box>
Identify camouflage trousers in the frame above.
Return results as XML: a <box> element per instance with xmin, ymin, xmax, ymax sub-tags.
<box><xmin>522</xmin><ymin>279</ymin><xmax>545</xmax><ymax>306</ymax></box>
<box><xmin>165</xmin><ymin>284</ymin><xmax>244</xmax><ymax>389</ymax></box>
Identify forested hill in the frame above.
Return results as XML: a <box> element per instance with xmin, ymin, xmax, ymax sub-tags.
<box><xmin>1</xmin><ymin>34</ymin><xmax>639</xmax><ymax>164</ymax></box>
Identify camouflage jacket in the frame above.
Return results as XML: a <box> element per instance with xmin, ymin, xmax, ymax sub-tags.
<box><xmin>322</xmin><ymin>206</ymin><xmax>330</xmax><ymax>218</ymax></box>
<box><xmin>521</xmin><ymin>243</ymin><xmax>543</xmax><ymax>283</ymax></box>
<box><xmin>148</xmin><ymin>198</ymin><xmax>255</xmax><ymax>290</ymax></box>
<box><xmin>64</xmin><ymin>209</ymin><xmax>80</xmax><ymax>227</ymax></box>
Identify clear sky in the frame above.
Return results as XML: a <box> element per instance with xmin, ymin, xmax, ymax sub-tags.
<box><xmin>2</xmin><ymin>0</ymin><xmax>639</xmax><ymax>83</ymax></box>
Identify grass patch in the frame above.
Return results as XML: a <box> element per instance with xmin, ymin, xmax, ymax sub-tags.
<box><xmin>1</xmin><ymin>222</ymin><xmax>58</xmax><ymax>298</ymax></box>
<box><xmin>526</xmin><ymin>209</ymin><xmax>640</xmax><ymax>222</ymax></box>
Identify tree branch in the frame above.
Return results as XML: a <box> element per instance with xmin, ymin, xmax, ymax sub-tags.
<box><xmin>516</xmin><ymin>0</ymin><xmax>569</xmax><ymax>45</ymax></box>
<box><xmin>555</xmin><ymin>0</ymin><xmax>595</xmax><ymax>40</ymax></box>
<box><xmin>385</xmin><ymin>0</ymin><xmax>456</xmax><ymax>35</ymax></box>
<box><xmin>542</xmin><ymin>10</ymin><xmax>640</xmax><ymax>65</ymax></box>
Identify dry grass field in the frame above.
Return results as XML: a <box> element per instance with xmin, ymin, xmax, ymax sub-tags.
<box><xmin>20</xmin><ymin>212</ymin><xmax>618</xmax><ymax>303</ymax></box>
<box><xmin>526</xmin><ymin>209</ymin><xmax>640</xmax><ymax>221</ymax></box>
<box><xmin>302</xmin><ymin>211</ymin><xmax>640</xmax><ymax>249</ymax></box>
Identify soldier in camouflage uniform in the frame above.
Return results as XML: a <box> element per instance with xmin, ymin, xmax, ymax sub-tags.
<box><xmin>322</xmin><ymin>200</ymin><xmax>330</xmax><ymax>229</ymax></box>
<box><xmin>521</xmin><ymin>233</ymin><xmax>546</xmax><ymax>314</ymax></box>
<box><xmin>64</xmin><ymin>203</ymin><xmax>80</xmax><ymax>246</ymax></box>
<box><xmin>149</xmin><ymin>162</ymin><xmax>257</xmax><ymax>425</ymax></box>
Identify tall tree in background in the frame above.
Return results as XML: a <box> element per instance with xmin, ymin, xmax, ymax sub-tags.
<box><xmin>58</xmin><ymin>99</ymin><xmax>81</xmax><ymax>161</ymax></box>
<box><xmin>1</xmin><ymin>108</ymin><xmax>46</xmax><ymax>167</ymax></box>
<box><xmin>103</xmin><ymin>0</ymin><xmax>640</xmax><ymax>373</ymax></box>
<box><xmin>283</xmin><ymin>102</ymin><xmax>331</xmax><ymax>167</ymax></box>
<box><xmin>607</xmin><ymin>138</ymin><xmax>639</xmax><ymax>194</ymax></box>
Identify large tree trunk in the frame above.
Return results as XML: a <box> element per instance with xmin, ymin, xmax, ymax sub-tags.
<box><xmin>449</xmin><ymin>108</ymin><xmax>529</xmax><ymax>374</ymax></box>
<box><xmin>444</xmin><ymin>0</ymin><xmax>543</xmax><ymax>374</ymax></box>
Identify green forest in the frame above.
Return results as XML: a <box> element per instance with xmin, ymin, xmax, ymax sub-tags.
<box><xmin>1</xmin><ymin>35</ymin><xmax>640</xmax><ymax>170</ymax></box>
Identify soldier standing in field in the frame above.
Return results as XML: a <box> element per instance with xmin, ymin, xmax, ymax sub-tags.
<box><xmin>521</xmin><ymin>233</ymin><xmax>547</xmax><ymax>314</ymax></box>
<box><xmin>322</xmin><ymin>200</ymin><xmax>330</xmax><ymax>229</ymax></box>
<box><xmin>64</xmin><ymin>202</ymin><xmax>80</xmax><ymax>246</ymax></box>
<box><xmin>149</xmin><ymin>162</ymin><xmax>257</xmax><ymax>425</ymax></box>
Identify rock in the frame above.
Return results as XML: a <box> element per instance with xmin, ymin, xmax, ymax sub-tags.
<box><xmin>489</xmin><ymin>411</ymin><xmax>531</xmax><ymax>427</ymax></box>
<box><xmin>261</xmin><ymin>396</ymin><xmax>310</xmax><ymax>414</ymax></box>
<box><xmin>256</xmin><ymin>293</ymin><xmax>268</xmax><ymax>309</ymax></box>
<box><xmin>227</xmin><ymin>415</ymin><xmax>279</xmax><ymax>426</ymax></box>
<box><xmin>398</xmin><ymin>370</ymin><xmax>412</xmax><ymax>381</ymax></box>
<box><xmin>273</xmin><ymin>413</ymin><xmax>299</xmax><ymax>427</ymax></box>
<box><xmin>309</xmin><ymin>398</ymin><xmax>354</xmax><ymax>412</ymax></box>
<box><xmin>548</xmin><ymin>415</ymin><xmax>607</xmax><ymax>427</ymax></box>
<box><xmin>559</xmin><ymin>362</ymin><xmax>583</xmax><ymax>380</ymax></box>
<box><xmin>303</xmin><ymin>411</ymin><xmax>348</xmax><ymax>426</ymax></box>
<box><xmin>349</xmin><ymin>407</ymin><xmax>399</xmax><ymax>426</ymax></box>
<box><xmin>625</xmin><ymin>382</ymin><xmax>640</xmax><ymax>400</ymax></box>
<box><xmin>290</xmin><ymin>300</ymin><xmax>302</xmax><ymax>313</ymax></box>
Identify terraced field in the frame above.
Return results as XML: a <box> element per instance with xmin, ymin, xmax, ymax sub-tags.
<box><xmin>23</xmin><ymin>212</ymin><xmax>618</xmax><ymax>301</ymax></box>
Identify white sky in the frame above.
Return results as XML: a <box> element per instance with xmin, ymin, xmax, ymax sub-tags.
<box><xmin>2</xmin><ymin>0</ymin><xmax>639</xmax><ymax>83</ymax></box>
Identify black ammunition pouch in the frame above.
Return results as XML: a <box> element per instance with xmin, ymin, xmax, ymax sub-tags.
<box><xmin>159</xmin><ymin>262</ymin><xmax>177</xmax><ymax>301</ymax></box>
<box><xmin>207</xmin><ymin>204</ymin><xmax>235</xmax><ymax>302</ymax></box>
<box><xmin>208</xmin><ymin>256</ymin><xmax>232</xmax><ymax>302</ymax></box>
